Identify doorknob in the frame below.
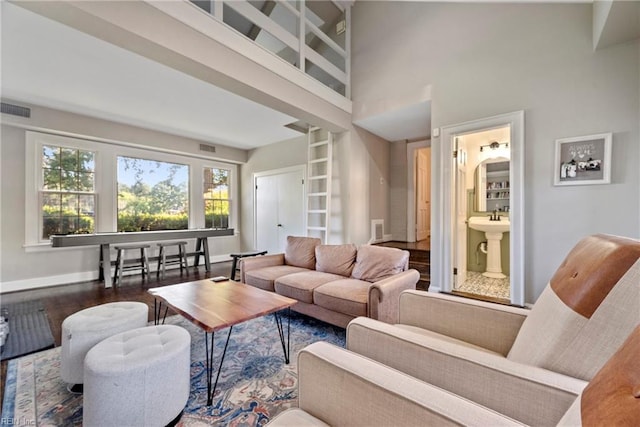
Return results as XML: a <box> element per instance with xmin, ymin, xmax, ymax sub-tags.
<box><xmin>277</xmin><ymin>224</ymin><xmax>282</xmax><ymax>227</ymax></box>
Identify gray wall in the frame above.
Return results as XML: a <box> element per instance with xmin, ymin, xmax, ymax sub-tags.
<box><xmin>352</xmin><ymin>2</ymin><xmax>640</xmax><ymax>303</ymax></box>
<box><xmin>1</xmin><ymin>104</ymin><xmax>245</xmax><ymax>291</ymax></box>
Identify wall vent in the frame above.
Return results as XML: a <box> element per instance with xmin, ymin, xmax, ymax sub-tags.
<box><xmin>371</xmin><ymin>219</ymin><xmax>384</xmax><ymax>243</ymax></box>
<box><xmin>1</xmin><ymin>102</ymin><xmax>31</xmax><ymax>118</ymax></box>
<box><xmin>199</xmin><ymin>144</ymin><xmax>216</xmax><ymax>153</ymax></box>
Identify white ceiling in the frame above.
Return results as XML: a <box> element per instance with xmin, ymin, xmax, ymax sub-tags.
<box><xmin>1</xmin><ymin>2</ymin><xmax>303</xmax><ymax>150</ymax></box>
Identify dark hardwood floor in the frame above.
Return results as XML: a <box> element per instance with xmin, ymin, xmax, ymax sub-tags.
<box><xmin>0</xmin><ymin>261</ymin><xmax>233</xmax><ymax>406</ymax></box>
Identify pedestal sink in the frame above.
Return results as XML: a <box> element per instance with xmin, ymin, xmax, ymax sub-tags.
<box><xmin>468</xmin><ymin>216</ymin><xmax>510</xmax><ymax>279</ymax></box>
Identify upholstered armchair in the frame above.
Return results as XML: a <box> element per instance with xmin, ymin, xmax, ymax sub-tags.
<box><xmin>268</xmin><ymin>323</ymin><xmax>640</xmax><ymax>426</ymax></box>
<box><xmin>344</xmin><ymin>234</ymin><xmax>640</xmax><ymax>426</ymax></box>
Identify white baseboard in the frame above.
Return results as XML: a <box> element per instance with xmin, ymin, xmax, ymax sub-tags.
<box><xmin>0</xmin><ymin>255</ymin><xmax>234</xmax><ymax>294</ymax></box>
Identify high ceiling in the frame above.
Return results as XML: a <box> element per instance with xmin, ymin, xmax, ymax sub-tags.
<box><xmin>1</xmin><ymin>2</ymin><xmax>304</xmax><ymax>150</ymax></box>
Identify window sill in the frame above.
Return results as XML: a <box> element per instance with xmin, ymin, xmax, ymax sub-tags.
<box><xmin>23</xmin><ymin>243</ymin><xmax>98</xmax><ymax>253</ymax></box>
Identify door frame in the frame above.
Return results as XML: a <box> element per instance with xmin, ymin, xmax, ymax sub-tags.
<box><xmin>253</xmin><ymin>164</ymin><xmax>307</xmax><ymax>251</ymax></box>
<box><xmin>434</xmin><ymin>111</ymin><xmax>525</xmax><ymax>306</ymax></box>
<box><xmin>406</xmin><ymin>140</ymin><xmax>430</xmax><ymax>242</ymax></box>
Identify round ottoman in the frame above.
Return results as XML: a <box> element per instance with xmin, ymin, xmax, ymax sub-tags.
<box><xmin>83</xmin><ymin>325</ymin><xmax>191</xmax><ymax>427</ymax></box>
<box><xmin>61</xmin><ymin>301</ymin><xmax>149</xmax><ymax>389</ymax></box>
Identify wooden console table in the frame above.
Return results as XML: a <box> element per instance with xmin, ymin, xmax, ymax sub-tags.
<box><xmin>50</xmin><ymin>229</ymin><xmax>234</xmax><ymax>287</ymax></box>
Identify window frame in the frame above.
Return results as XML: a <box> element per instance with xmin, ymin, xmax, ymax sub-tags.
<box><xmin>203</xmin><ymin>165</ymin><xmax>232</xmax><ymax>229</ymax></box>
<box><xmin>25</xmin><ymin>131</ymin><xmax>238</xmax><ymax>248</ymax></box>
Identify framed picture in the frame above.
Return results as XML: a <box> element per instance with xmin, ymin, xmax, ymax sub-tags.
<box><xmin>554</xmin><ymin>133</ymin><xmax>612</xmax><ymax>186</ymax></box>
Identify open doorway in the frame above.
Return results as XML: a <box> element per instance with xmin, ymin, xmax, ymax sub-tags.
<box><xmin>433</xmin><ymin>110</ymin><xmax>524</xmax><ymax>307</ymax></box>
<box><xmin>452</xmin><ymin>126</ymin><xmax>511</xmax><ymax>303</ymax></box>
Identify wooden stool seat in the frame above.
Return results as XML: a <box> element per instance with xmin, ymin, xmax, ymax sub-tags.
<box><xmin>156</xmin><ymin>241</ymin><xmax>188</xmax><ymax>279</ymax></box>
<box><xmin>229</xmin><ymin>250</ymin><xmax>268</xmax><ymax>281</ymax></box>
<box><xmin>112</xmin><ymin>244</ymin><xmax>151</xmax><ymax>286</ymax></box>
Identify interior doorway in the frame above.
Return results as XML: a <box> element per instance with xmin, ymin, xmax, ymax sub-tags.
<box><xmin>254</xmin><ymin>165</ymin><xmax>306</xmax><ymax>254</ymax></box>
<box><xmin>433</xmin><ymin>111</ymin><xmax>524</xmax><ymax>307</ymax></box>
<box><xmin>407</xmin><ymin>140</ymin><xmax>431</xmax><ymax>245</ymax></box>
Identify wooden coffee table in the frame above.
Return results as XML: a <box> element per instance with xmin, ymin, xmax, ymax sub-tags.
<box><xmin>148</xmin><ymin>279</ymin><xmax>297</xmax><ymax>405</ymax></box>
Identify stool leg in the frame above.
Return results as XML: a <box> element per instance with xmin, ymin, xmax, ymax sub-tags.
<box><xmin>142</xmin><ymin>248</ymin><xmax>150</xmax><ymax>280</ymax></box>
<box><xmin>112</xmin><ymin>250</ymin><xmax>120</xmax><ymax>287</ymax></box>
<box><xmin>161</xmin><ymin>248</ymin><xmax>167</xmax><ymax>279</ymax></box>
<box><xmin>117</xmin><ymin>250</ymin><xmax>125</xmax><ymax>287</ymax></box>
<box><xmin>156</xmin><ymin>246</ymin><xmax>164</xmax><ymax>278</ymax></box>
<box><xmin>179</xmin><ymin>244</ymin><xmax>186</xmax><ymax>274</ymax></box>
<box><xmin>230</xmin><ymin>256</ymin><xmax>238</xmax><ymax>281</ymax></box>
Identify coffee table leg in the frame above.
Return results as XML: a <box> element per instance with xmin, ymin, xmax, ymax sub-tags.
<box><xmin>274</xmin><ymin>308</ymin><xmax>291</xmax><ymax>364</ymax></box>
<box><xmin>205</xmin><ymin>327</ymin><xmax>233</xmax><ymax>406</ymax></box>
<box><xmin>152</xmin><ymin>299</ymin><xmax>169</xmax><ymax>325</ymax></box>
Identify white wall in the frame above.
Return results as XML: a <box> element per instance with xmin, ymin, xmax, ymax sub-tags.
<box><xmin>352</xmin><ymin>2</ymin><xmax>640</xmax><ymax>303</ymax></box>
<box><xmin>240</xmin><ymin>126</ymin><xmax>390</xmax><ymax>250</ymax></box>
<box><xmin>0</xmin><ymin>105</ymin><xmax>245</xmax><ymax>291</ymax></box>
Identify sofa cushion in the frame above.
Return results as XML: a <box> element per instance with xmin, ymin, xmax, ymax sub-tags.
<box><xmin>315</xmin><ymin>244</ymin><xmax>357</xmax><ymax>277</ymax></box>
<box><xmin>285</xmin><ymin>236</ymin><xmax>321</xmax><ymax>269</ymax></box>
<box><xmin>313</xmin><ymin>279</ymin><xmax>372</xmax><ymax>318</ymax></box>
<box><xmin>275</xmin><ymin>271</ymin><xmax>345</xmax><ymax>304</ymax></box>
<box><xmin>351</xmin><ymin>245</ymin><xmax>409</xmax><ymax>283</ymax></box>
<box><xmin>244</xmin><ymin>265</ymin><xmax>309</xmax><ymax>292</ymax></box>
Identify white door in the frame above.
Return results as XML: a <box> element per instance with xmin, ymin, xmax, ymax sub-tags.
<box><xmin>453</xmin><ymin>138</ymin><xmax>468</xmax><ymax>289</ymax></box>
<box><xmin>255</xmin><ymin>167</ymin><xmax>305</xmax><ymax>254</ymax></box>
<box><xmin>416</xmin><ymin>148</ymin><xmax>431</xmax><ymax>241</ymax></box>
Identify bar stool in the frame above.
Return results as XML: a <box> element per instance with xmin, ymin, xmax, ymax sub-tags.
<box><xmin>156</xmin><ymin>241</ymin><xmax>188</xmax><ymax>279</ymax></box>
<box><xmin>229</xmin><ymin>250</ymin><xmax>268</xmax><ymax>281</ymax></box>
<box><xmin>112</xmin><ymin>244</ymin><xmax>150</xmax><ymax>286</ymax></box>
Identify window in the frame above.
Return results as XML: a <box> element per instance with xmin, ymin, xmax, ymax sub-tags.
<box><xmin>204</xmin><ymin>167</ymin><xmax>230</xmax><ymax>229</ymax></box>
<box><xmin>117</xmin><ymin>156</ymin><xmax>189</xmax><ymax>232</ymax></box>
<box><xmin>26</xmin><ymin>131</ymin><xmax>238</xmax><ymax>247</ymax></box>
<box><xmin>40</xmin><ymin>145</ymin><xmax>96</xmax><ymax>239</ymax></box>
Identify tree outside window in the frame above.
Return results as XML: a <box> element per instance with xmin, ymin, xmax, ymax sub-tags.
<box><xmin>117</xmin><ymin>156</ymin><xmax>189</xmax><ymax>231</ymax></box>
<box><xmin>41</xmin><ymin>145</ymin><xmax>96</xmax><ymax>239</ymax></box>
<box><xmin>204</xmin><ymin>168</ymin><xmax>230</xmax><ymax>229</ymax></box>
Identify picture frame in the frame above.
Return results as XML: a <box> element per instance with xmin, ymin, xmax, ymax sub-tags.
<box><xmin>554</xmin><ymin>133</ymin><xmax>612</xmax><ymax>186</ymax></box>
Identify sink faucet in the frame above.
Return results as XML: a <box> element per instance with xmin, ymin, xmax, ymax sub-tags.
<box><xmin>489</xmin><ymin>209</ymin><xmax>501</xmax><ymax>221</ymax></box>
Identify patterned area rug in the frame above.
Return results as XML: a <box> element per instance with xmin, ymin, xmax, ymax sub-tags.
<box><xmin>1</xmin><ymin>311</ymin><xmax>345</xmax><ymax>426</ymax></box>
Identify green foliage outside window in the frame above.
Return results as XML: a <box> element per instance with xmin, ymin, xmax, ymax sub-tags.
<box><xmin>117</xmin><ymin>156</ymin><xmax>190</xmax><ymax>232</ymax></box>
<box><xmin>41</xmin><ymin>145</ymin><xmax>95</xmax><ymax>239</ymax></box>
<box><xmin>204</xmin><ymin>168</ymin><xmax>230</xmax><ymax>229</ymax></box>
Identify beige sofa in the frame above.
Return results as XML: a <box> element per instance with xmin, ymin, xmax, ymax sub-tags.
<box><xmin>240</xmin><ymin>236</ymin><xmax>420</xmax><ymax>328</ymax></box>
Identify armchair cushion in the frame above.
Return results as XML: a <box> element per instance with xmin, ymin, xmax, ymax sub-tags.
<box><xmin>315</xmin><ymin>244</ymin><xmax>357</xmax><ymax>277</ymax></box>
<box><xmin>351</xmin><ymin>245</ymin><xmax>409</xmax><ymax>282</ymax></box>
<box><xmin>508</xmin><ymin>254</ymin><xmax>640</xmax><ymax>381</ymax></box>
<box><xmin>284</xmin><ymin>341</ymin><xmax>524</xmax><ymax>427</ymax></box>
<box><xmin>284</xmin><ymin>236</ymin><xmax>321</xmax><ymax>269</ymax></box>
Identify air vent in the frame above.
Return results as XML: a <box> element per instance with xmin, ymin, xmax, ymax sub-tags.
<box><xmin>199</xmin><ymin>144</ymin><xmax>216</xmax><ymax>153</ymax></box>
<box><xmin>371</xmin><ymin>219</ymin><xmax>384</xmax><ymax>243</ymax></box>
<box><xmin>1</xmin><ymin>102</ymin><xmax>31</xmax><ymax>118</ymax></box>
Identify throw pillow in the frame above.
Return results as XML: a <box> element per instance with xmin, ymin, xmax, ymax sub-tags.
<box><xmin>284</xmin><ymin>236</ymin><xmax>321</xmax><ymax>269</ymax></box>
<box><xmin>351</xmin><ymin>245</ymin><xmax>409</xmax><ymax>282</ymax></box>
<box><xmin>315</xmin><ymin>244</ymin><xmax>357</xmax><ymax>277</ymax></box>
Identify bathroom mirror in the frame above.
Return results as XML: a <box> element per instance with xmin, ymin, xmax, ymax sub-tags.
<box><xmin>474</xmin><ymin>159</ymin><xmax>510</xmax><ymax>212</ymax></box>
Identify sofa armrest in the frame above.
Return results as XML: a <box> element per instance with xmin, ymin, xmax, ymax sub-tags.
<box><xmin>240</xmin><ymin>253</ymin><xmax>285</xmax><ymax>282</ymax></box>
<box><xmin>346</xmin><ymin>317</ymin><xmax>587</xmax><ymax>426</ymax></box>
<box><xmin>273</xmin><ymin>341</ymin><xmax>523</xmax><ymax>427</ymax></box>
<box><xmin>368</xmin><ymin>269</ymin><xmax>420</xmax><ymax>324</ymax></box>
<box><xmin>399</xmin><ymin>290</ymin><xmax>529</xmax><ymax>355</ymax></box>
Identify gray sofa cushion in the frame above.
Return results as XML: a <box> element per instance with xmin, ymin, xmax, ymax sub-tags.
<box><xmin>285</xmin><ymin>236</ymin><xmax>321</xmax><ymax>269</ymax></box>
<box><xmin>313</xmin><ymin>279</ymin><xmax>371</xmax><ymax>318</ymax></box>
<box><xmin>315</xmin><ymin>244</ymin><xmax>357</xmax><ymax>277</ymax></box>
<box><xmin>244</xmin><ymin>265</ymin><xmax>309</xmax><ymax>291</ymax></box>
<box><xmin>275</xmin><ymin>271</ymin><xmax>345</xmax><ymax>303</ymax></box>
<box><xmin>351</xmin><ymin>245</ymin><xmax>409</xmax><ymax>282</ymax></box>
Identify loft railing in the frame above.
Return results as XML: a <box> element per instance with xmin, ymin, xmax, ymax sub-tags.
<box><xmin>190</xmin><ymin>0</ymin><xmax>350</xmax><ymax>98</ymax></box>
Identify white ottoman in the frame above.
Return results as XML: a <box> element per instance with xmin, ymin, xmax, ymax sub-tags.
<box><xmin>61</xmin><ymin>301</ymin><xmax>149</xmax><ymax>388</ymax></box>
<box><xmin>83</xmin><ymin>325</ymin><xmax>191</xmax><ymax>427</ymax></box>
